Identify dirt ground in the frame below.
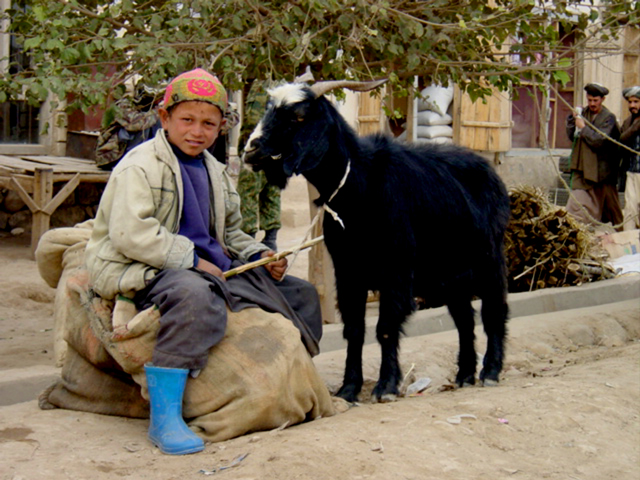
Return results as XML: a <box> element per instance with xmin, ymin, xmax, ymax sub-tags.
<box><xmin>1</xmin><ymin>208</ymin><xmax>639</xmax><ymax>479</ymax></box>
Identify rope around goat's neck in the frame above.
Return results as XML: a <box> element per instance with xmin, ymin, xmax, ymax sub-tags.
<box><xmin>284</xmin><ymin>160</ymin><xmax>351</xmax><ymax>276</ymax></box>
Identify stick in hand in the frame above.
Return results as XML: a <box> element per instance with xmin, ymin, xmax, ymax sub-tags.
<box><xmin>223</xmin><ymin>236</ymin><xmax>324</xmax><ymax>279</ymax></box>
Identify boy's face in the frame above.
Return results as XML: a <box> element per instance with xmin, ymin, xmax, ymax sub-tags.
<box><xmin>159</xmin><ymin>100</ymin><xmax>226</xmax><ymax>157</ymax></box>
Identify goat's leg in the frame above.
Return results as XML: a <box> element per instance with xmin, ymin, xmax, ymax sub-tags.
<box><xmin>478</xmin><ymin>256</ymin><xmax>509</xmax><ymax>386</ymax></box>
<box><xmin>479</xmin><ymin>296</ymin><xmax>508</xmax><ymax>386</ymax></box>
<box><xmin>371</xmin><ymin>324</ymin><xmax>402</xmax><ymax>403</ymax></box>
<box><xmin>447</xmin><ymin>300</ymin><xmax>477</xmax><ymax>387</ymax></box>
<box><xmin>371</xmin><ymin>291</ymin><xmax>411</xmax><ymax>403</ymax></box>
<box><xmin>336</xmin><ymin>289</ymin><xmax>368</xmax><ymax>403</ymax></box>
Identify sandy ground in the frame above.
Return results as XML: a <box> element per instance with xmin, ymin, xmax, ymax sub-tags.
<box><xmin>1</xmin><ymin>176</ymin><xmax>639</xmax><ymax>480</ymax></box>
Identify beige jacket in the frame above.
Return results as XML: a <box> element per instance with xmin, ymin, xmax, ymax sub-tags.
<box><xmin>85</xmin><ymin>130</ymin><xmax>267</xmax><ymax>299</ymax></box>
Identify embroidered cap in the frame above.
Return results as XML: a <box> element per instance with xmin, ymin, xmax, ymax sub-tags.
<box><xmin>163</xmin><ymin>68</ymin><xmax>227</xmax><ymax>114</ymax></box>
<box><xmin>623</xmin><ymin>86</ymin><xmax>640</xmax><ymax>100</ymax></box>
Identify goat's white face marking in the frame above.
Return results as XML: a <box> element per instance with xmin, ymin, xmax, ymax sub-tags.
<box><xmin>244</xmin><ymin>120</ymin><xmax>263</xmax><ymax>153</ymax></box>
<box><xmin>268</xmin><ymin>83</ymin><xmax>307</xmax><ymax>107</ymax></box>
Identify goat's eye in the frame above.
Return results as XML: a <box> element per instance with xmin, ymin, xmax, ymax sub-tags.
<box><xmin>296</xmin><ymin>115</ymin><xmax>304</xmax><ymax>122</ymax></box>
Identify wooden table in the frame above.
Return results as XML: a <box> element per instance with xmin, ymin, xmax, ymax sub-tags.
<box><xmin>0</xmin><ymin>154</ymin><xmax>110</xmax><ymax>256</ymax></box>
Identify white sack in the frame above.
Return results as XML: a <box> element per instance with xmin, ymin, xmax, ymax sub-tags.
<box><xmin>417</xmin><ymin>111</ymin><xmax>453</xmax><ymax>126</ymax></box>
<box><xmin>418</xmin><ymin>84</ymin><xmax>454</xmax><ymax>116</ymax></box>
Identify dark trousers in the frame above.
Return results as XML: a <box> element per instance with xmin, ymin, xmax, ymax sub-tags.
<box><xmin>134</xmin><ymin>262</ymin><xmax>322</xmax><ymax>370</ymax></box>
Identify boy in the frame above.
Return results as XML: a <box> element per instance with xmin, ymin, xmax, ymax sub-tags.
<box><xmin>85</xmin><ymin>69</ymin><xmax>322</xmax><ymax>455</ymax></box>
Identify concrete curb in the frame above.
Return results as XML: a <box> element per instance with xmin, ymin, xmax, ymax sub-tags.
<box><xmin>0</xmin><ymin>365</ymin><xmax>60</xmax><ymax>407</ymax></box>
<box><xmin>319</xmin><ymin>274</ymin><xmax>640</xmax><ymax>353</ymax></box>
<box><xmin>1</xmin><ymin>275</ymin><xmax>638</xmax><ymax>406</ymax></box>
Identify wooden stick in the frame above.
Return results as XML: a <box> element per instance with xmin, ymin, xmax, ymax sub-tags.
<box><xmin>223</xmin><ymin>236</ymin><xmax>324</xmax><ymax>278</ymax></box>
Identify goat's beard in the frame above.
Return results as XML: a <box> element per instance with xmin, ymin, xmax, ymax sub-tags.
<box><xmin>249</xmin><ymin>160</ymin><xmax>290</xmax><ymax>189</ymax></box>
<box><xmin>264</xmin><ymin>165</ymin><xmax>290</xmax><ymax>189</ymax></box>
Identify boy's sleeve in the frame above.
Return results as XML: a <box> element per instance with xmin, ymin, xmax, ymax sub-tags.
<box><xmin>107</xmin><ymin>165</ymin><xmax>194</xmax><ymax>270</ymax></box>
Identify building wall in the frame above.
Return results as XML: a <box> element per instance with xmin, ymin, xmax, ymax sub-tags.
<box><xmin>581</xmin><ymin>37</ymin><xmax>625</xmax><ymax>121</ymax></box>
<box><xmin>491</xmin><ymin>149</ymin><xmax>568</xmax><ymax>190</ymax></box>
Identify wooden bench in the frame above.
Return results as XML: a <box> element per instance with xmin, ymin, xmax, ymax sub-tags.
<box><xmin>0</xmin><ymin>154</ymin><xmax>110</xmax><ymax>256</ymax></box>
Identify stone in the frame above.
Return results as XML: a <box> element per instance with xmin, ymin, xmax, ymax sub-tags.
<box><xmin>3</xmin><ymin>190</ymin><xmax>25</xmax><ymax>213</ymax></box>
<box><xmin>51</xmin><ymin>206</ymin><xmax>88</xmax><ymax>229</ymax></box>
<box><xmin>8</xmin><ymin>210</ymin><xmax>31</xmax><ymax>231</ymax></box>
<box><xmin>76</xmin><ymin>183</ymin><xmax>104</xmax><ymax>206</ymax></box>
<box><xmin>0</xmin><ymin>210</ymin><xmax>9</xmax><ymax>230</ymax></box>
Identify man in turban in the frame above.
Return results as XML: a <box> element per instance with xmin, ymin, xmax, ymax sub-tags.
<box><xmin>620</xmin><ymin>86</ymin><xmax>640</xmax><ymax>230</ymax></box>
<box><xmin>565</xmin><ymin>83</ymin><xmax>622</xmax><ymax>230</ymax></box>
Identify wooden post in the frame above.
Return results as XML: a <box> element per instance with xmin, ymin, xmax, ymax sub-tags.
<box><xmin>11</xmin><ymin>169</ymin><xmax>82</xmax><ymax>257</ymax></box>
<box><xmin>307</xmin><ymin>182</ymin><xmax>338</xmax><ymax>324</ymax></box>
<box><xmin>31</xmin><ymin>167</ymin><xmax>54</xmax><ymax>257</ymax></box>
<box><xmin>406</xmin><ymin>76</ymin><xmax>418</xmax><ymax>142</ymax></box>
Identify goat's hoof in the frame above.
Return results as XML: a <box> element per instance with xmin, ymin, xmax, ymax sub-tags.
<box><xmin>371</xmin><ymin>392</ymin><xmax>397</xmax><ymax>404</ymax></box>
<box><xmin>456</xmin><ymin>374</ymin><xmax>476</xmax><ymax>388</ymax></box>
<box><xmin>479</xmin><ymin>368</ymin><xmax>500</xmax><ymax>386</ymax></box>
<box><xmin>336</xmin><ymin>385</ymin><xmax>361</xmax><ymax>404</ymax></box>
<box><xmin>481</xmin><ymin>378</ymin><xmax>499</xmax><ymax>387</ymax></box>
<box><xmin>371</xmin><ymin>382</ymin><xmax>399</xmax><ymax>403</ymax></box>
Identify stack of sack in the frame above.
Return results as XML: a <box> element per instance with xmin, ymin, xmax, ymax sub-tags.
<box><xmin>35</xmin><ymin>222</ymin><xmax>337</xmax><ymax>443</ymax></box>
<box><xmin>398</xmin><ymin>83</ymin><xmax>454</xmax><ymax>145</ymax></box>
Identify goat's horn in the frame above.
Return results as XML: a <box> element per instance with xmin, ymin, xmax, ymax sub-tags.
<box><xmin>309</xmin><ymin>79</ymin><xmax>388</xmax><ymax>98</ymax></box>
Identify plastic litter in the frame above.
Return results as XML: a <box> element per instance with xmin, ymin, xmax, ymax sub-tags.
<box><xmin>199</xmin><ymin>453</ymin><xmax>249</xmax><ymax>475</ymax></box>
<box><xmin>446</xmin><ymin>414</ymin><xmax>477</xmax><ymax>424</ymax></box>
<box><xmin>406</xmin><ymin>377</ymin><xmax>432</xmax><ymax>396</ymax></box>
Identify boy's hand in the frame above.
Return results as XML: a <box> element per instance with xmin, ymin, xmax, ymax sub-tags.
<box><xmin>262</xmin><ymin>250</ymin><xmax>287</xmax><ymax>281</ymax></box>
<box><xmin>196</xmin><ymin>257</ymin><xmax>226</xmax><ymax>281</ymax></box>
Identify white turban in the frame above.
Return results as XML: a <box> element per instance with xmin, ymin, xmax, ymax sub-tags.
<box><xmin>623</xmin><ymin>86</ymin><xmax>640</xmax><ymax>100</ymax></box>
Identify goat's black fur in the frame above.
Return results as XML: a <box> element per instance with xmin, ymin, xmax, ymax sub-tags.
<box><xmin>244</xmin><ymin>84</ymin><xmax>510</xmax><ymax>402</ymax></box>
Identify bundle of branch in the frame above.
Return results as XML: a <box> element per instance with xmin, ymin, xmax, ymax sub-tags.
<box><xmin>505</xmin><ymin>186</ymin><xmax>615</xmax><ymax>292</ymax></box>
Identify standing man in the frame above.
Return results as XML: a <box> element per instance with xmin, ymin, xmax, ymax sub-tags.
<box><xmin>237</xmin><ymin>81</ymin><xmax>282</xmax><ymax>251</ymax></box>
<box><xmin>566</xmin><ymin>83</ymin><xmax>623</xmax><ymax>230</ymax></box>
<box><xmin>620</xmin><ymin>86</ymin><xmax>640</xmax><ymax>231</ymax></box>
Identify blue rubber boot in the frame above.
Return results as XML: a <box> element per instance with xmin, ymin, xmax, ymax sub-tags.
<box><xmin>144</xmin><ymin>364</ymin><xmax>205</xmax><ymax>455</ymax></box>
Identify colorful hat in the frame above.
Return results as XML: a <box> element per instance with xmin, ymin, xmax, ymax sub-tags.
<box><xmin>622</xmin><ymin>86</ymin><xmax>640</xmax><ymax>100</ymax></box>
<box><xmin>584</xmin><ymin>83</ymin><xmax>609</xmax><ymax>97</ymax></box>
<box><xmin>163</xmin><ymin>68</ymin><xmax>227</xmax><ymax>113</ymax></box>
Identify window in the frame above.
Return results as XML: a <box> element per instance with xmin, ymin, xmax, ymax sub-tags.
<box><xmin>0</xmin><ymin>0</ymin><xmax>53</xmax><ymax>154</ymax></box>
<box><xmin>511</xmin><ymin>24</ymin><xmax>576</xmax><ymax>149</ymax></box>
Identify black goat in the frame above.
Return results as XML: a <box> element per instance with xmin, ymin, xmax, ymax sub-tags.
<box><xmin>243</xmin><ymin>79</ymin><xmax>510</xmax><ymax>403</ymax></box>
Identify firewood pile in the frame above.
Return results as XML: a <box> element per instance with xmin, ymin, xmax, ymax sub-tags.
<box><xmin>505</xmin><ymin>186</ymin><xmax>615</xmax><ymax>292</ymax></box>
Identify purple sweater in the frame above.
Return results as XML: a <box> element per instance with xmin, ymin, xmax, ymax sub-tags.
<box><xmin>171</xmin><ymin>143</ymin><xmax>232</xmax><ymax>271</ymax></box>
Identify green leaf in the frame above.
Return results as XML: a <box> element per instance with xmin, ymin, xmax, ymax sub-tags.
<box><xmin>557</xmin><ymin>58</ymin><xmax>572</xmax><ymax>68</ymax></box>
<box><xmin>45</xmin><ymin>38</ymin><xmax>66</xmax><ymax>51</ymax></box>
<box><xmin>413</xmin><ymin>22</ymin><xmax>424</xmax><ymax>38</ymax></box>
<box><xmin>552</xmin><ymin>70</ymin><xmax>571</xmax><ymax>86</ymax></box>
<box><xmin>24</xmin><ymin>36</ymin><xmax>43</xmax><ymax>50</ymax></box>
<box><xmin>61</xmin><ymin>47</ymin><xmax>80</xmax><ymax>63</ymax></box>
<box><xmin>33</xmin><ymin>5</ymin><xmax>47</xmax><ymax>22</ymax></box>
